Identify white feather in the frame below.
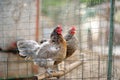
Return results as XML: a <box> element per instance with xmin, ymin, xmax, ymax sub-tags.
<box><xmin>33</xmin><ymin>58</ymin><xmax>54</xmax><ymax>67</ymax></box>
<box><xmin>50</xmin><ymin>46</ymin><xmax>59</xmax><ymax>51</ymax></box>
<box><xmin>39</xmin><ymin>41</ymin><xmax>49</xmax><ymax>48</ymax></box>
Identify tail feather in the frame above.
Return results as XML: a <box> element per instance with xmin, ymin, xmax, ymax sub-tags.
<box><xmin>17</xmin><ymin>40</ymin><xmax>40</xmax><ymax>57</ymax></box>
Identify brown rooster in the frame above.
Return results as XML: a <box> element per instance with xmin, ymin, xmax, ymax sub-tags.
<box><xmin>17</xmin><ymin>25</ymin><xmax>67</xmax><ymax>75</ymax></box>
<box><xmin>64</xmin><ymin>26</ymin><xmax>78</xmax><ymax>59</ymax></box>
<box><xmin>54</xmin><ymin>26</ymin><xmax>78</xmax><ymax>65</ymax></box>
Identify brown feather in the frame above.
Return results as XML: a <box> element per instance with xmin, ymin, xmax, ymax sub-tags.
<box><xmin>54</xmin><ymin>35</ymin><xmax>67</xmax><ymax>65</ymax></box>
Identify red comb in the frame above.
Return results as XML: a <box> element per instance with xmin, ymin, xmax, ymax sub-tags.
<box><xmin>56</xmin><ymin>25</ymin><xmax>62</xmax><ymax>34</ymax></box>
<box><xmin>71</xmin><ymin>26</ymin><xmax>76</xmax><ymax>30</ymax></box>
<box><xmin>57</xmin><ymin>25</ymin><xmax>62</xmax><ymax>28</ymax></box>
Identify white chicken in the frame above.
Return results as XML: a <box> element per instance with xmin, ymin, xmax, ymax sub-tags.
<box><xmin>17</xmin><ymin>25</ymin><xmax>67</xmax><ymax>76</ymax></box>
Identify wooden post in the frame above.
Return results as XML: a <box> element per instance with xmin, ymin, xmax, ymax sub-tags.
<box><xmin>35</xmin><ymin>0</ymin><xmax>39</xmax><ymax>42</ymax></box>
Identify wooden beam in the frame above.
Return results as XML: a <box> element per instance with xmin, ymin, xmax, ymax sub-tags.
<box><xmin>37</xmin><ymin>61</ymin><xmax>84</xmax><ymax>79</ymax></box>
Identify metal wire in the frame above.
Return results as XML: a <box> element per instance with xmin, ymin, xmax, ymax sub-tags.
<box><xmin>0</xmin><ymin>0</ymin><xmax>119</xmax><ymax>80</ymax></box>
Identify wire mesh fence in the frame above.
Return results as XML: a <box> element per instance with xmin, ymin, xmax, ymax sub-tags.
<box><xmin>0</xmin><ymin>0</ymin><xmax>120</xmax><ymax>80</ymax></box>
<box><xmin>0</xmin><ymin>0</ymin><xmax>38</xmax><ymax>79</ymax></box>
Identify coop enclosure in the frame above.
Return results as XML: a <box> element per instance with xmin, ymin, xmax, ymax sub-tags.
<box><xmin>0</xmin><ymin>0</ymin><xmax>120</xmax><ymax>80</ymax></box>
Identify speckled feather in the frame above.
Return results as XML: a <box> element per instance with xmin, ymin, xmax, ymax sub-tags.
<box><xmin>17</xmin><ymin>26</ymin><xmax>67</xmax><ymax>68</ymax></box>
